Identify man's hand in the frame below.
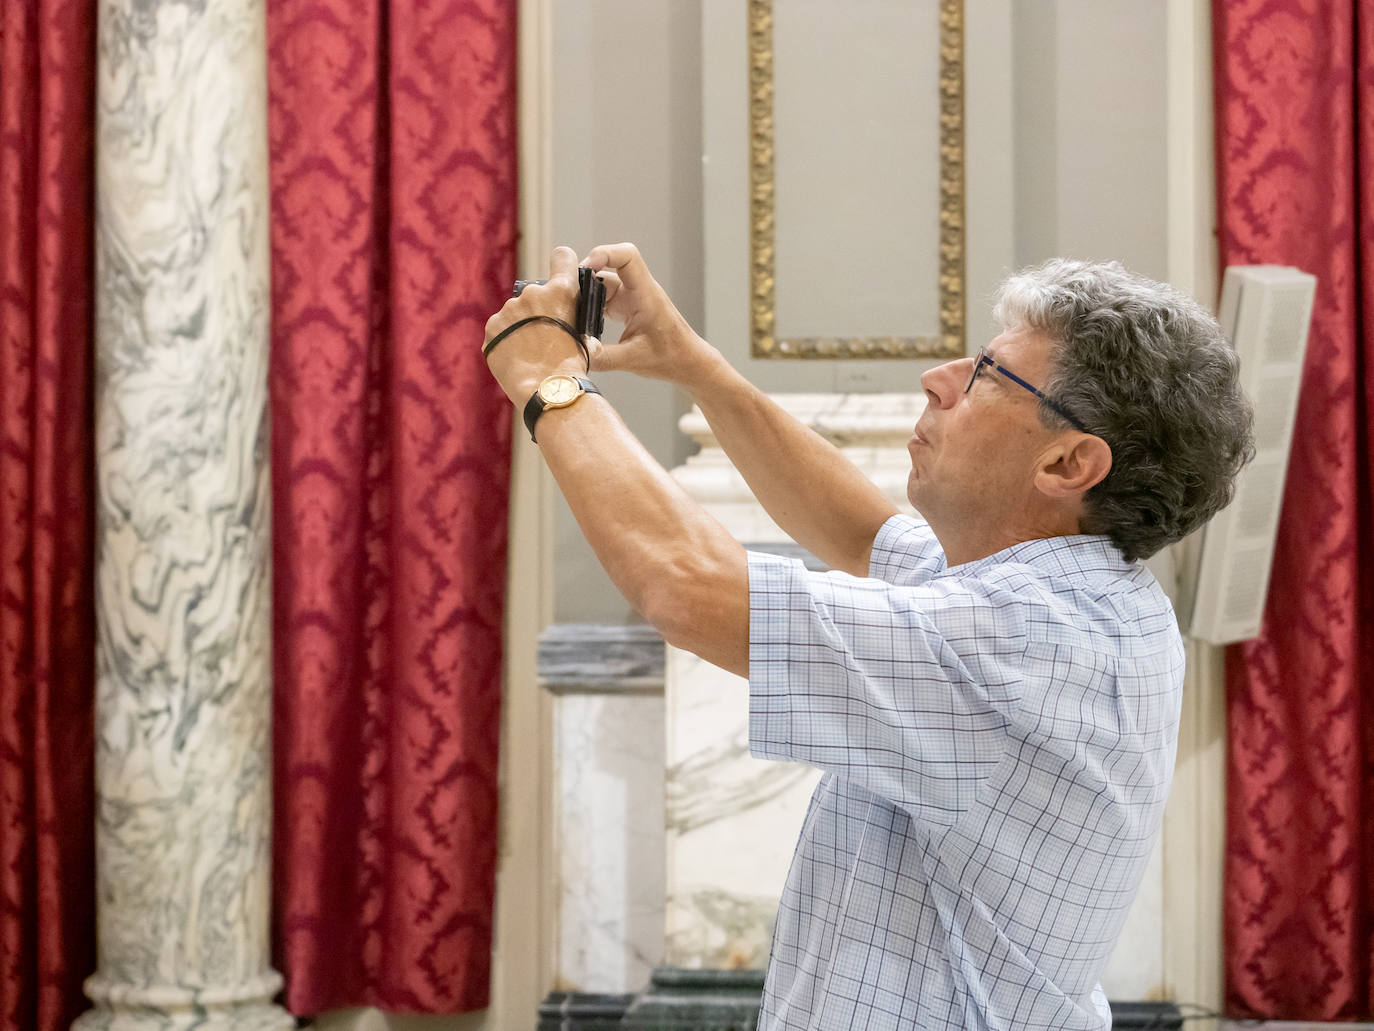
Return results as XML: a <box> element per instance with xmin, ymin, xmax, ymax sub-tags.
<box><xmin>483</xmin><ymin>246</ymin><xmax>589</xmax><ymax>405</ymax></box>
<box><xmin>582</xmin><ymin>242</ymin><xmax>721</xmax><ymax>389</ymax></box>
<box><xmin>581</xmin><ymin>244</ymin><xmax>896</xmax><ymax>575</ymax></box>
<box><xmin>483</xmin><ymin>245</ymin><xmax>749</xmax><ymax>675</ymax></box>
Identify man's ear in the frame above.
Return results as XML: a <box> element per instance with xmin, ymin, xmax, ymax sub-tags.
<box><xmin>1034</xmin><ymin>433</ymin><xmax>1113</xmax><ymax>500</ymax></box>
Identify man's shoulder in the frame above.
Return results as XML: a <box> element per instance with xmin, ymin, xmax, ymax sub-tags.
<box><xmin>953</xmin><ymin>536</ymin><xmax>1181</xmax><ymax>657</ymax></box>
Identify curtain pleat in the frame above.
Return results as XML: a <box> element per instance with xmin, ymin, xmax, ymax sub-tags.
<box><xmin>267</xmin><ymin>0</ymin><xmax>518</xmax><ymax>1014</ymax></box>
<box><xmin>0</xmin><ymin>1</ymin><xmax>98</xmax><ymax>1029</ymax></box>
<box><xmin>1215</xmin><ymin>0</ymin><xmax>1374</xmax><ymax>1018</ymax></box>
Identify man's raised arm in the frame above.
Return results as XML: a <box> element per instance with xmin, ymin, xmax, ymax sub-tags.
<box><xmin>584</xmin><ymin>243</ymin><xmax>898</xmax><ymax>576</ymax></box>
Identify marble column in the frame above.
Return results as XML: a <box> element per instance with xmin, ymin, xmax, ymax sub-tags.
<box><xmin>76</xmin><ymin>1</ymin><xmax>290</xmax><ymax>1028</ymax></box>
<box><xmin>663</xmin><ymin>393</ymin><xmax>923</xmax><ymax>968</ymax></box>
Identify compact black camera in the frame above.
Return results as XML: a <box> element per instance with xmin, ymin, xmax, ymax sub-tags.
<box><xmin>512</xmin><ymin>266</ymin><xmax>606</xmax><ymax>341</ymax></box>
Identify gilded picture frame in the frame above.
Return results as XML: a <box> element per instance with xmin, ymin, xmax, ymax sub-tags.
<box><xmin>749</xmin><ymin>0</ymin><xmax>966</xmax><ymax>359</ymax></box>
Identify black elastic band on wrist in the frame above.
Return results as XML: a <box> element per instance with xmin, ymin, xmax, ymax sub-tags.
<box><xmin>483</xmin><ymin>315</ymin><xmax>590</xmax><ymax>372</ymax></box>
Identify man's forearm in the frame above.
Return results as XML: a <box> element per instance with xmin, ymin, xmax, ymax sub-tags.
<box><xmin>532</xmin><ymin>392</ymin><xmax>750</xmax><ymax>677</ymax></box>
<box><xmin>682</xmin><ymin>350</ymin><xmax>899</xmax><ymax>576</ymax></box>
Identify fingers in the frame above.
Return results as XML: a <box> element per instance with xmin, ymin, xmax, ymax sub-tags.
<box><xmin>596</xmin><ymin>270</ymin><xmax>624</xmax><ymax>313</ymax></box>
<box><xmin>583</xmin><ymin>334</ymin><xmax>604</xmax><ymax>370</ymax></box>
<box><xmin>583</xmin><ymin>242</ymin><xmax>653</xmax><ymax>291</ymax></box>
<box><xmin>548</xmin><ymin>244</ymin><xmax>578</xmax><ymax>287</ymax></box>
<box><xmin>588</xmin><ymin>339</ymin><xmax>634</xmax><ymax>374</ymax></box>
<box><xmin>596</xmin><ymin>269</ymin><xmax>623</xmax><ymax>297</ymax></box>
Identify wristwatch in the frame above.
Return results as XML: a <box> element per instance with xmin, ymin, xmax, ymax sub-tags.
<box><xmin>522</xmin><ymin>374</ymin><xmax>601</xmax><ymax>442</ymax></box>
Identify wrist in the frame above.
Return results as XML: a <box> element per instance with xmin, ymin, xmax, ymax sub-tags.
<box><xmin>506</xmin><ymin>355</ymin><xmax>589</xmax><ymax>406</ymax></box>
<box><xmin>522</xmin><ymin>373</ymin><xmax>604</xmax><ymax>443</ymax></box>
<box><xmin>679</xmin><ymin>342</ymin><xmax>734</xmax><ymax>399</ymax></box>
<box><xmin>487</xmin><ymin>318</ymin><xmax>589</xmax><ymax>404</ymax></box>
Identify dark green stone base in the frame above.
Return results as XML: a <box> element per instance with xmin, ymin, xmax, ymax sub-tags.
<box><xmin>620</xmin><ymin>969</ymin><xmax>764</xmax><ymax>1031</ymax></box>
<box><xmin>1110</xmin><ymin>1000</ymin><xmax>1184</xmax><ymax>1029</ymax></box>
<box><xmin>538</xmin><ymin>990</ymin><xmax>634</xmax><ymax>1031</ymax></box>
<box><xmin>539</xmin><ymin>968</ymin><xmax>1181</xmax><ymax>1030</ymax></box>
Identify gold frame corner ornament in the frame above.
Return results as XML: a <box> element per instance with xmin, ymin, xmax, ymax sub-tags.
<box><xmin>748</xmin><ymin>0</ymin><xmax>966</xmax><ymax>360</ymax></box>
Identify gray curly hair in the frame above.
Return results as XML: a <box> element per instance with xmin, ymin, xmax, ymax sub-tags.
<box><xmin>994</xmin><ymin>259</ymin><xmax>1255</xmax><ymax>562</ymax></box>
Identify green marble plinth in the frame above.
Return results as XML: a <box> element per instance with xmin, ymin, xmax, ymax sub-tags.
<box><xmin>1111</xmin><ymin>1000</ymin><xmax>1184</xmax><ymax>1029</ymax></box>
<box><xmin>541</xmin><ymin>967</ymin><xmax>1182</xmax><ymax>1030</ymax></box>
<box><xmin>619</xmin><ymin>968</ymin><xmax>764</xmax><ymax>1031</ymax></box>
<box><xmin>539</xmin><ymin>991</ymin><xmax>634</xmax><ymax>1031</ymax></box>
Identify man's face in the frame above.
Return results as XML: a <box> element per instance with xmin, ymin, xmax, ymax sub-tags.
<box><xmin>907</xmin><ymin>327</ymin><xmax>1067</xmax><ymax>530</ymax></box>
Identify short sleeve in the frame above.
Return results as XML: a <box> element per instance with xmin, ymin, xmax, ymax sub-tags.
<box><xmin>867</xmin><ymin>513</ymin><xmax>948</xmax><ymax>586</ymax></box>
<box><xmin>747</xmin><ymin>549</ymin><xmax>1028</xmax><ymax>826</ymax></box>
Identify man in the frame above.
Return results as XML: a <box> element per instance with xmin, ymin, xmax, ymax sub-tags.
<box><xmin>483</xmin><ymin>245</ymin><xmax>1254</xmax><ymax>1030</ymax></box>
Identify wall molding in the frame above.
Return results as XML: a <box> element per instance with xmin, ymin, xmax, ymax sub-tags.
<box><xmin>488</xmin><ymin>1</ymin><xmax>558</xmax><ymax>1026</ymax></box>
<box><xmin>747</xmin><ymin>0</ymin><xmax>966</xmax><ymax>359</ymax></box>
<box><xmin>1161</xmin><ymin>0</ymin><xmax>1225</xmax><ymax>1011</ymax></box>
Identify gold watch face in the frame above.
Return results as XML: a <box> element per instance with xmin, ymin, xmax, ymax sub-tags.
<box><xmin>538</xmin><ymin>375</ymin><xmax>582</xmax><ymax>407</ymax></box>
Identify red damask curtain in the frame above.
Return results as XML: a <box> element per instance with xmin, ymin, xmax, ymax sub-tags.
<box><xmin>1216</xmin><ymin>0</ymin><xmax>1374</xmax><ymax>1019</ymax></box>
<box><xmin>0</xmin><ymin>2</ymin><xmax>98</xmax><ymax>1030</ymax></box>
<box><xmin>268</xmin><ymin>0</ymin><xmax>517</xmax><ymax>1015</ymax></box>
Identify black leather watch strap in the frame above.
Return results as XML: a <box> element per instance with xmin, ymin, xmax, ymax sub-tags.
<box><xmin>522</xmin><ymin>376</ymin><xmax>601</xmax><ymax>443</ymax></box>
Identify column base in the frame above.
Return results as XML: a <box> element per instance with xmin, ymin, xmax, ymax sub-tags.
<box><xmin>72</xmin><ymin>1004</ymin><xmax>293</xmax><ymax>1031</ymax></box>
<box><xmin>73</xmin><ymin>972</ymin><xmax>294</xmax><ymax>1031</ymax></box>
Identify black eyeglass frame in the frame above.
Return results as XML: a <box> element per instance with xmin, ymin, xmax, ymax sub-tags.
<box><xmin>964</xmin><ymin>347</ymin><xmax>1090</xmax><ymax>434</ymax></box>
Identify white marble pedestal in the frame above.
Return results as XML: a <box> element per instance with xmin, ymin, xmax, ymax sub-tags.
<box><xmin>541</xmin><ymin>625</ymin><xmax>668</xmax><ymax>995</ymax></box>
<box><xmin>663</xmin><ymin>393</ymin><xmax>923</xmax><ymax>969</ymax></box>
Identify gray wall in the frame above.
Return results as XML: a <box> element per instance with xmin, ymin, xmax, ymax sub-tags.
<box><xmin>551</xmin><ymin>0</ymin><xmax>1170</xmax><ymax>623</ymax></box>
<box><xmin>551</xmin><ymin>0</ymin><xmax>704</xmax><ymax>622</ymax></box>
<box><xmin>1012</xmin><ymin>0</ymin><xmax>1168</xmax><ymax>277</ymax></box>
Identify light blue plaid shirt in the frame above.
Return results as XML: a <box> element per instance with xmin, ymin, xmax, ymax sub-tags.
<box><xmin>748</xmin><ymin>514</ymin><xmax>1184</xmax><ymax>1030</ymax></box>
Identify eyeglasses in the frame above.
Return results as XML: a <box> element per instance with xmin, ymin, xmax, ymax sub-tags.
<box><xmin>964</xmin><ymin>347</ymin><xmax>1090</xmax><ymax>433</ymax></box>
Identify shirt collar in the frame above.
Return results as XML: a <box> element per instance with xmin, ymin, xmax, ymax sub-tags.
<box><xmin>940</xmin><ymin>533</ymin><xmax>1133</xmax><ymax>580</ymax></box>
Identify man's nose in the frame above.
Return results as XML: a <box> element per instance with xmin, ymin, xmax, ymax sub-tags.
<box><xmin>920</xmin><ymin>357</ymin><xmax>972</xmax><ymax>411</ymax></box>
